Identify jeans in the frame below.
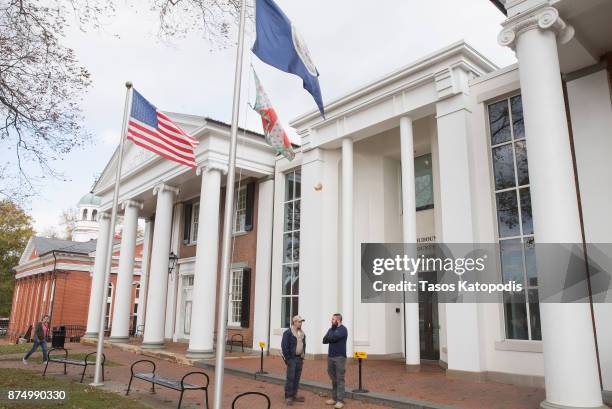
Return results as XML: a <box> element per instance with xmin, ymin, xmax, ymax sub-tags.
<box><xmin>327</xmin><ymin>356</ymin><xmax>347</xmax><ymax>402</ymax></box>
<box><xmin>24</xmin><ymin>338</ymin><xmax>48</xmax><ymax>361</ymax></box>
<box><xmin>284</xmin><ymin>357</ymin><xmax>304</xmax><ymax>399</ymax></box>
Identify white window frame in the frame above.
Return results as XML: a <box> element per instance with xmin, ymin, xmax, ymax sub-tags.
<box><xmin>181</xmin><ymin>274</ymin><xmax>194</xmax><ymax>335</ymax></box>
<box><xmin>104</xmin><ymin>283</ymin><xmax>114</xmax><ymax>331</ymax></box>
<box><xmin>233</xmin><ymin>186</ymin><xmax>248</xmax><ymax>234</ymax></box>
<box><xmin>486</xmin><ymin>93</ymin><xmax>540</xmax><ymax>342</ymax></box>
<box><xmin>281</xmin><ymin>169</ymin><xmax>300</xmax><ymax>329</ymax></box>
<box><xmin>228</xmin><ymin>269</ymin><xmax>244</xmax><ymax>327</ymax></box>
<box><xmin>190</xmin><ymin>203</ymin><xmax>200</xmax><ymax>244</ymax></box>
<box><xmin>133</xmin><ymin>282</ymin><xmax>140</xmax><ymax>317</ymax></box>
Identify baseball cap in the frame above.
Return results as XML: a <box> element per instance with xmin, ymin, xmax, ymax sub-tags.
<box><xmin>292</xmin><ymin>315</ymin><xmax>305</xmax><ymax>322</ymax></box>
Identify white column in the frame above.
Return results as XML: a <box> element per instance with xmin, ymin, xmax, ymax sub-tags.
<box><xmin>342</xmin><ymin>137</ymin><xmax>354</xmax><ymax>357</ymax></box>
<box><xmin>187</xmin><ymin>164</ymin><xmax>225</xmax><ymax>358</ymax></box>
<box><xmin>252</xmin><ymin>177</ymin><xmax>274</xmax><ymax>350</ymax></box>
<box><xmin>136</xmin><ymin>218</ymin><xmax>153</xmax><ymax>331</ymax></box>
<box><xmin>167</xmin><ymin>203</ymin><xmax>182</xmax><ymax>341</ymax></box>
<box><xmin>85</xmin><ymin>212</ymin><xmax>111</xmax><ymax>338</ymax></box>
<box><xmin>400</xmin><ymin>116</ymin><xmax>420</xmax><ymax>367</ymax></box>
<box><xmin>500</xmin><ymin>7</ymin><xmax>604</xmax><ymax>408</ymax></box>
<box><xmin>435</xmin><ymin>90</ymin><xmax>482</xmax><ymax>374</ymax></box>
<box><xmin>142</xmin><ymin>183</ymin><xmax>179</xmax><ymax>348</ymax></box>
<box><xmin>110</xmin><ymin>199</ymin><xmax>142</xmax><ymax>342</ymax></box>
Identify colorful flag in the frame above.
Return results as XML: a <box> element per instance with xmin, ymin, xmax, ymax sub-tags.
<box><xmin>251</xmin><ymin>69</ymin><xmax>295</xmax><ymax>161</ymax></box>
<box><xmin>127</xmin><ymin>89</ymin><xmax>199</xmax><ymax>168</ymax></box>
<box><xmin>252</xmin><ymin>0</ymin><xmax>325</xmax><ymax>118</ymax></box>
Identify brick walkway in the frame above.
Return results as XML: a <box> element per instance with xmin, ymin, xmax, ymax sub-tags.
<box><xmin>2</xmin><ymin>340</ymin><xmax>546</xmax><ymax>408</ymax></box>
<box><xmin>0</xmin><ymin>343</ymin><xmax>387</xmax><ymax>409</ymax></box>
<box><xmin>209</xmin><ymin>355</ymin><xmax>545</xmax><ymax>409</ymax></box>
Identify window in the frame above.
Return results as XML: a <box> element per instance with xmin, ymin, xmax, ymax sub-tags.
<box><xmin>91</xmin><ymin>210</ymin><xmax>98</xmax><ymax>221</ymax></box>
<box><xmin>415</xmin><ymin>154</ymin><xmax>434</xmax><ymax>210</ymax></box>
<box><xmin>234</xmin><ymin>186</ymin><xmax>248</xmax><ymax>233</ymax></box>
<box><xmin>400</xmin><ymin>153</ymin><xmax>434</xmax><ymax>213</ymax></box>
<box><xmin>488</xmin><ymin>95</ymin><xmax>540</xmax><ymax>341</ymax></box>
<box><xmin>131</xmin><ymin>283</ymin><xmax>140</xmax><ymax>335</ymax></box>
<box><xmin>183</xmin><ymin>275</ymin><xmax>194</xmax><ymax>287</ymax></box>
<box><xmin>281</xmin><ymin>170</ymin><xmax>301</xmax><ymax>328</ymax></box>
<box><xmin>133</xmin><ymin>283</ymin><xmax>140</xmax><ymax>315</ymax></box>
<box><xmin>181</xmin><ymin>275</ymin><xmax>194</xmax><ymax>335</ymax></box>
<box><xmin>83</xmin><ymin>209</ymin><xmax>88</xmax><ymax>221</ymax></box>
<box><xmin>191</xmin><ymin>203</ymin><xmax>199</xmax><ymax>243</ymax></box>
<box><xmin>104</xmin><ymin>283</ymin><xmax>114</xmax><ymax>330</ymax></box>
<box><xmin>228</xmin><ymin>269</ymin><xmax>244</xmax><ymax>326</ymax></box>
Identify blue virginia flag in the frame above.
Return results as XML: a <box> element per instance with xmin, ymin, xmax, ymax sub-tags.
<box><xmin>252</xmin><ymin>0</ymin><xmax>325</xmax><ymax>118</ymax></box>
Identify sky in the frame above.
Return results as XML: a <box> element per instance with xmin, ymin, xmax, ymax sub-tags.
<box><xmin>9</xmin><ymin>0</ymin><xmax>516</xmax><ymax>234</ymax></box>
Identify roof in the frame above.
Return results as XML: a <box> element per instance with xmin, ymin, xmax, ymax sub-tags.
<box><xmin>91</xmin><ymin>114</ymin><xmax>269</xmax><ymax>194</ymax></box>
<box><xmin>78</xmin><ymin>193</ymin><xmax>101</xmax><ymax>206</ymax></box>
<box><xmin>31</xmin><ymin>236</ymin><xmax>98</xmax><ymax>256</ymax></box>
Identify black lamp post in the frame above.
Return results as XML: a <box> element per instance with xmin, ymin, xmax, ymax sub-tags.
<box><xmin>168</xmin><ymin>252</ymin><xmax>179</xmax><ymax>274</ymax></box>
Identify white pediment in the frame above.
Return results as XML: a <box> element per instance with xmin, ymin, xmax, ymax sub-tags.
<box><xmin>121</xmin><ymin>140</ymin><xmax>157</xmax><ymax>175</ymax></box>
<box><xmin>94</xmin><ymin>139</ymin><xmax>159</xmax><ymax>192</ymax></box>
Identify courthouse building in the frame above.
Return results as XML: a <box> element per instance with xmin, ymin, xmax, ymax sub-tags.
<box><xmin>83</xmin><ymin>1</ymin><xmax>612</xmax><ymax>408</ymax></box>
<box><xmin>8</xmin><ymin>194</ymin><xmax>143</xmax><ymax>341</ymax></box>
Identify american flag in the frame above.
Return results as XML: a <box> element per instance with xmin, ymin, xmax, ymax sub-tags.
<box><xmin>127</xmin><ymin>89</ymin><xmax>198</xmax><ymax>168</ymax></box>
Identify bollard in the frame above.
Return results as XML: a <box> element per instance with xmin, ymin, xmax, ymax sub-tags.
<box><xmin>256</xmin><ymin>341</ymin><xmax>268</xmax><ymax>375</ymax></box>
<box><xmin>352</xmin><ymin>351</ymin><xmax>369</xmax><ymax>394</ymax></box>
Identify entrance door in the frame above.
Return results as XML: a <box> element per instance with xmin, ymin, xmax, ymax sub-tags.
<box><xmin>180</xmin><ymin>275</ymin><xmax>194</xmax><ymax>337</ymax></box>
<box><xmin>418</xmin><ymin>270</ymin><xmax>439</xmax><ymax>360</ymax></box>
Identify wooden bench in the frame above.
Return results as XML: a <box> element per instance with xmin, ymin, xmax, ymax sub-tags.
<box><xmin>43</xmin><ymin>348</ymin><xmax>105</xmax><ymax>383</ymax></box>
<box><xmin>126</xmin><ymin>359</ymin><xmax>209</xmax><ymax>409</ymax></box>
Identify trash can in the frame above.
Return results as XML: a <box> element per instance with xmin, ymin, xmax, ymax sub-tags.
<box><xmin>52</xmin><ymin>326</ymin><xmax>66</xmax><ymax>348</ymax></box>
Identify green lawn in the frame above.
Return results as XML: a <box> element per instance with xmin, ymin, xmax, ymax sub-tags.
<box><xmin>0</xmin><ymin>368</ymin><xmax>148</xmax><ymax>409</ymax></box>
<box><xmin>0</xmin><ymin>343</ymin><xmax>30</xmax><ymax>355</ymax></box>
<box><xmin>0</xmin><ymin>345</ymin><xmax>121</xmax><ymax>366</ymax></box>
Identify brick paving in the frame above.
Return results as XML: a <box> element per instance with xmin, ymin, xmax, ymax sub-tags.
<box><xmin>216</xmin><ymin>355</ymin><xmax>545</xmax><ymax>409</ymax></box>
<box><xmin>0</xmin><ymin>343</ymin><xmax>387</xmax><ymax>409</ymax></box>
<box><xmin>1</xmin><ymin>340</ymin><xmax>546</xmax><ymax>408</ymax></box>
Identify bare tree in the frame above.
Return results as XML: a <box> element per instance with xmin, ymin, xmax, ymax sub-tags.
<box><xmin>60</xmin><ymin>208</ymin><xmax>78</xmax><ymax>240</ymax></box>
<box><xmin>39</xmin><ymin>226</ymin><xmax>60</xmax><ymax>239</ymax></box>
<box><xmin>1</xmin><ymin>0</ymin><xmax>246</xmax><ymax>202</ymax></box>
<box><xmin>152</xmin><ymin>0</ymin><xmax>247</xmax><ymax>44</ymax></box>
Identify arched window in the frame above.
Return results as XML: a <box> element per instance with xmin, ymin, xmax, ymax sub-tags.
<box><xmin>91</xmin><ymin>209</ymin><xmax>98</xmax><ymax>221</ymax></box>
<box><xmin>82</xmin><ymin>208</ymin><xmax>88</xmax><ymax>221</ymax></box>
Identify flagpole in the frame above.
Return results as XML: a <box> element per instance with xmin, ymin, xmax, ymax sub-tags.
<box><xmin>212</xmin><ymin>0</ymin><xmax>247</xmax><ymax>407</ymax></box>
<box><xmin>91</xmin><ymin>81</ymin><xmax>133</xmax><ymax>386</ymax></box>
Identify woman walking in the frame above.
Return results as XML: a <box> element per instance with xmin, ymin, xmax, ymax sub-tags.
<box><xmin>22</xmin><ymin>315</ymin><xmax>50</xmax><ymax>364</ymax></box>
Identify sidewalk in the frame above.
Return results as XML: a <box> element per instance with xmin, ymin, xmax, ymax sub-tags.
<box><xmin>197</xmin><ymin>355</ymin><xmax>544</xmax><ymax>409</ymax></box>
<box><xmin>1</xmin><ymin>343</ymin><xmax>387</xmax><ymax>409</ymax></box>
<box><xmin>81</xmin><ymin>338</ymin><xmax>545</xmax><ymax>408</ymax></box>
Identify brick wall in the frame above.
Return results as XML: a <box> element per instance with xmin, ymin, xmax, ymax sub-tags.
<box><xmin>177</xmin><ymin>179</ymin><xmax>261</xmax><ymax>347</ymax></box>
<box><xmin>8</xmin><ymin>253</ymin><xmax>141</xmax><ymax>341</ymax></box>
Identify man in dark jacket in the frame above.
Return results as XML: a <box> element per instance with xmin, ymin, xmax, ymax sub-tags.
<box><xmin>281</xmin><ymin>315</ymin><xmax>306</xmax><ymax>406</ymax></box>
<box><xmin>323</xmin><ymin>313</ymin><xmax>348</xmax><ymax>408</ymax></box>
<box><xmin>23</xmin><ymin>315</ymin><xmax>49</xmax><ymax>364</ymax></box>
